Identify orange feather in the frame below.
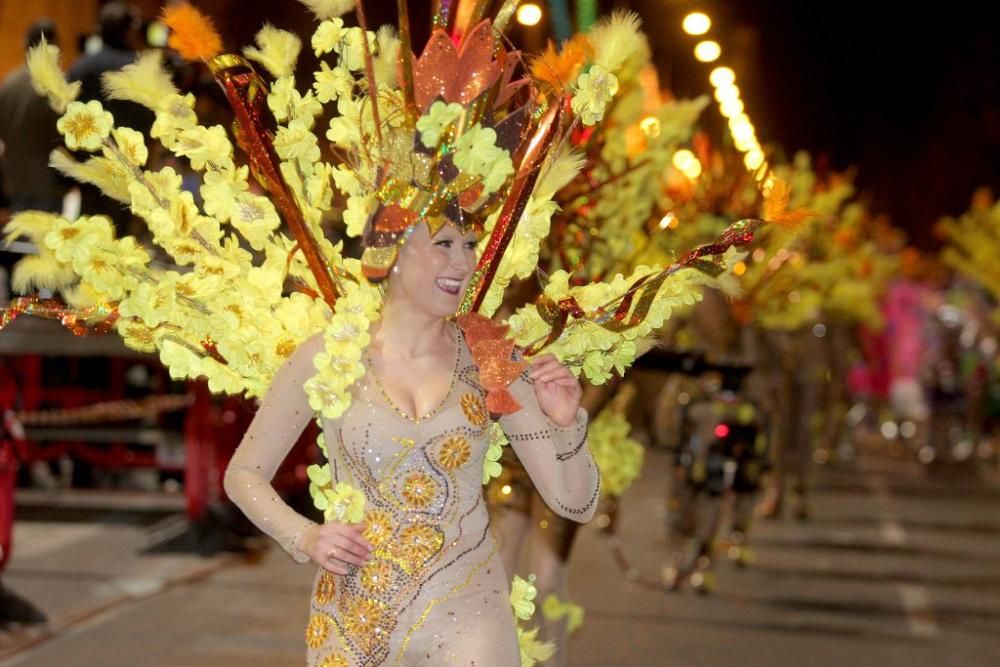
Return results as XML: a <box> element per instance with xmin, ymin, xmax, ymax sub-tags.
<box><xmin>162</xmin><ymin>2</ymin><xmax>223</xmax><ymax>62</ymax></box>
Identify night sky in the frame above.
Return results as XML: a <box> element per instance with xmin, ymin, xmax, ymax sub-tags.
<box><xmin>633</xmin><ymin>0</ymin><xmax>999</xmax><ymax>248</ymax></box>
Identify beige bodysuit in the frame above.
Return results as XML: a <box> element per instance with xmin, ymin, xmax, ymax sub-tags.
<box><xmin>224</xmin><ymin>328</ymin><xmax>600</xmax><ymax>666</ymax></box>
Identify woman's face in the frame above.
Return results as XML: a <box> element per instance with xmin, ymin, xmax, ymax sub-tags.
<box><xmin>389</xmin><ymin>222</ymin><xmax>478</xmax><ymax>318</ymax></box>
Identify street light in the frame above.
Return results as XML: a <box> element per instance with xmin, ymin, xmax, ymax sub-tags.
<box><xmin>709</xmin><ymin>66</ymin><xmax>736</xmax><ymax>88</ymax></box>
<box><xmin>714</xmin><ymin>84</ymin><xmax>740</xmax><ymax>105</ymax></box>
<box><xmin>516</xmin><ymin>3</ymin><xmax>542</xmax><ymax>27</ymax></box>
<box><xmin>694</xmin><ymin>40</ymin><xmax>721</xmax><ymax>63</ymax></box>
<box><xmin>682</xmin><ymin>12</ymin><xmax>711</xmax><ymax>36</ymax></box>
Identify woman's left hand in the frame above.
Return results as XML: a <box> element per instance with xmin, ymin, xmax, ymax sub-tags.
<box><xmin>529</xmin><ymin>354</ymin><xmax>582</xmax><ymax>427</ymax></box>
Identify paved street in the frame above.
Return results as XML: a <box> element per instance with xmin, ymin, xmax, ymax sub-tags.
<box><xmin>2</xmin><ymin>449</ymin><xmax>999</xmax><ymax>666</ymax></box>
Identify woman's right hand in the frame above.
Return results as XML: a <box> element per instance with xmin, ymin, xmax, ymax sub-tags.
<box><xmin>301</xmin><ymin>522</ymin><xmax>374</xmax><ymax>575</ymax></box>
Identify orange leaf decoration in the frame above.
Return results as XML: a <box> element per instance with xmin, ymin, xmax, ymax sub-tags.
<box><xmin>457</xmin><ymin>313</ymin><xmax>525</xmax><ymax>418</ymax></box>
<box><xmin>456</xmin><ymin>312</ymin><xmax>510</xmax><ymax>348</ymax></box>
<box><xmin>486</xmin><ymin>389</ymin><xmax>521</xmax><ymax>417</ymax></box>
<box><xmin>470</xmin><ymin>337</ymin><xmax>514</xmax><ymax>368</ymax></box>
<box><xmin>763</xmin><ymin>178</ymin><xmax>818</xmax><ymax>230</ymax></box>
<box><xmin>412</xmin><ymin>20</ymin><xmax>502</xmax><ymax>111</ymax></box>
<box><xmin>475</xmin><ymin>352</ymin><xmax>525</xmax><ymax>391</ymax></box>
<box><xmin>162</xmin><ymin>2</ymin><xmax>223</xmax><ymax>63</ymax></box>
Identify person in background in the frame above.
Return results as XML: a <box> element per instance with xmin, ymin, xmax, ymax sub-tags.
<box><xmin>68</xmin><ymin>1</ymin><xmax>152</xmax><ymax>236</ymax></box>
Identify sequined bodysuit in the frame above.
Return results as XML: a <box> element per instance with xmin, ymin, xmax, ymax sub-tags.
<box><xmin>224</xmin><ymin>331</ymin><xmax>600</xmax><ymax>666</ymax></box>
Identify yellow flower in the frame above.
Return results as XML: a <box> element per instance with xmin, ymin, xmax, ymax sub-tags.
<box><xmin>305</xmin><ymin>613</ymin><xmax>331</xmax><ymax>649</ymax></box>
<box><xmin>517</xmin><ymin>626</ymin><xmax>556</xmax><ymax>667</ymax></box>
<box><xmin>393</xmin><ymin>523</ymin><xmax>443</xmax><ymax>572</ymax></box>
<box><xmin>339</xmin><ymin>597</ymin><xmax>387</xmax><ymax>653</ymax></box>
<box><xmin>151</xmin><ymin>93</ymin><xmax>197</xmax><ymax>147</ymax></box>
<box><xmin>307</xmin><ymin>463</ymin><xmax>333</xmax><ymax>512</ymax></box>
<box><xmin>318</xmin><ymin>654</ymin><xmax>348</xmax><ymax>667</ymax></box>
<box><xmin>510</xmin><ymin>575</ymin><xmax>538</xmax><ymax>621</ymax></box>
<box><xmin>326</xmin><ymin>97</ymin><xmax>362</xmax><ymax>148</ymax></box>
<box><xmin>200</xmin><ymin>167</ymin><xmax>249</xmax><ymax>222</ymax></box>
<box><xmin>333</xmin><ymin>28</ymin><xmax>375</xmax><ymax>72</ymax></box>
<box><xmin>451</xmin><ymin>124</ymin><xmax>514</xmax><ymax>195</ymax></box>
<box><xmin>460</xmin><ymin>393</ymin><xmax>488</xmax><ymax>429</ymax></box>
<box><xmin>362</xmin><ymin>508</ymin><xmax>394</xmax><ymax>548</ymax></box>
<box><xmin>314</xmin><ymin>571</ymin><xmax>337</xmax><ymax>606</ymax></box>
<box><xmin>313</xmin><ymin>62</ymin><xmax>354</xmax><ymax>104</ymax></box>
<box><xmin>416</xmin><ymin>101</ymin><xmax>463</xmax><ymax>147</ymax></box>
<box><xmin>322</xmin><ymin>482</ymin><xmax>366</xmax><ymax>523</ymax></box>
<box><xmin>231</xmin><ymin>194</ymin><xmax>281</xmax><ymax>250</ymax></box>
<box><xmin>175</xmin><ymin>124</ymin><xmax>234</xmax><ymax>171</ymax></box>
<box><xmin>129</xmin><ymin>166</ymin><xmax>183</xmax><ymax>217</ymax></box>
<box><xmin>43</xmin><ymin>216</ymin><xmax>114</xmax><ymax>266</ymax></box>
<box><xmin>312</xmin><ymin>18</ymin><xmax>346</xmax><ymax>57</ymax></box>
<box><xmin>359</xmin><ymin>559</ymin><xmax>394</xmax><ymax>596</ymax></box>
<box><xmin>331</xmin><ymin>164</ymin><xmax>361</xmax><ymax>197</ymax></box>
<box><xmin>57</xmin><ymin>100</ymin><xmax>113</xmax><ymax>152</ymax></box>
<box><xmin>571</xmin><ymin>65</ymin><xmax>619</xmax><ymax>126</ymax></box>
<box><xmin>76</xmin><ymin>245</ymin><xmax>127</xmax><ymax>300</ymax></box>
<box><xmin>342</xmin><ymin>194</ymin><xmax>373</xmax><ymax>238</ymax></box>
<box><xmin>267</xmin><ymin>77</ymin><xmax>295</xmax><ymax>123</ymax></box>
<box><xmin>158</xmin><ymin>337</ymin><xmax>204</xmax><ymax>381</ymax></box>
<box><xmin>400</xmin><ymin>472</ymin><xmax>439</xmax><ymax>510</ymax></box>
<box><xmin>542</xmin><ymin>594</ymin><xmax>585</xmax><ymax>634</ymax></box>
<box><xmin>274</xmin><ymin>119</ymin><xmax>321</xmax><ymax>176</ymax></box>
<box><xmin>118</xmin><ymin>319</ymin><xmax>158</xmax><ymax>353</ymax></box>
<box><xmin>438</xmin><ymin>436</ymin><xmax>472</xmax><ymax>471</ymax></box>
<box><xmin>109</xmin><ymin>127</ymin><xmax>148</xmax><ymax>166</ymax></box>
<box><xmin>482</xmin><ymin>424</ymin><xmax>507</xmax><ymax>484</ymax></box>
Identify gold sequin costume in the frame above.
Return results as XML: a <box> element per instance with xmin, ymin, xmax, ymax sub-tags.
<box><xmin>225</xmin><ymin>330</ymin><xmax>599</xmax><ymax>666</ymax></box>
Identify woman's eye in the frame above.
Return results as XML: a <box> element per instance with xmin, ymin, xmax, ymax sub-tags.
<box><xmin>435</xmin><ymin>240</ymin><xmax>453</xmax><ymax>248</ymax></box>
<box><xmin>464</xmin><ymin>241</ymin><xmax>477</xmax><ymax>250</ymax></box>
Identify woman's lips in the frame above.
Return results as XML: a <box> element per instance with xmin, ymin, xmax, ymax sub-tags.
<box><xmin>435</xmin><ymin>277</ymin><xmax>462</xmax><ymax>295</ymax></box>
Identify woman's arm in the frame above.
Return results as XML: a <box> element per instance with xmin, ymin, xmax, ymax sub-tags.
<box><xmin>499</xmin><ymin>355</ymin><xmax>601</xmax><ymax>523</ymax></box>
<box><xmin>222</xmin><ymin>333</ymin><xmax>324</xmax><ymax>563</ymax></box>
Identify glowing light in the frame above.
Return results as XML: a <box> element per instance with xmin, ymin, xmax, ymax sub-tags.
<box><xmin>683</xmin><ymin>12</ymin><xmax>711</xmax><ymax>36</ymax></box>
<box><xmin>672</xmin><ymin>149</ymin><xmax>702</xmax><ymax>179</ymax></box>
<box><xmin>719</xmin><ymin>98</ymin><xmax>744</xmax><ymax>118</ymax></box>
<box><xmin>501</xmin><ymin>484</ymin><xmax>512</xmax><ymax>495</ymax></box>
<box><xmin>714</xmin><ymin>424</ymin><xmax>730</xmax><ymax>438</ymax></box>
<box><xmin>516</xmin><ymin>3</ymin><xmax>542</xmax><ymax>26</ymax></box>
<box><xmin>744</xmin><ymin>149</ymin><xmax>765</xmax><ymax>170</ymax></box>
<box><xmin>710</xmin><ymin>66</ymin><xmax>736</xmax><ymax>88</ymax></box>
<box><xmin>714</xmin><ymin>85</ymin><xmax>741</xmax><ymax>105</ymax></box>
<box><xmin>733</xmin><ymin>261</ymin><xmax>747</xmax><ymax>276</ymax></box>
<box><xmin>694</xmin><ymin>40</ymin><xmax>721</xmax><ymax>63</ymax></box>
<box><xmin>639</xmin><ymin>116</ymin><xmax>661</xmax><ymax>137</ymax></box>
<box><xmin>659</xmin><ymin>212</ymin><xmax>677</xmax><ymax>229</ymax></box>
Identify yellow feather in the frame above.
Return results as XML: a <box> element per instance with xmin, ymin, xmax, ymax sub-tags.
<box><xmin>588</xmin><ymin>10</ymin><xmax>643</xmax><ymax>72</ymax></box>
<box><xmin>373</xmin><ymin>25</ymin><xmax>399</xmax><ymax>88</ymax></box>
<box><xmin>102</xmin><ymin>51</ymin><xmax>178</xmax><ymax>110</ymax></box>
<box><xmin>11</xmin><ymin>253</ymin><xmax>77</xmax><ymax>294</ymax></box>
<box><xmin>50</xmin><ymin>151</ymin><xmax>132</xmax><ymax>204</ymax></box>
<box><xmin>3</xmin><ymin>211</ymin><xmax>64</xmax><ymax>247</ymax></box>
<box><xmin>25</xmin><ymin>37</ymin><xmax>80</xmax><ymax>113</ymax></box>
<box><xmin>535</xmin><ymin>147</ymin><xmax>586</xmax><ymax>201</ymax></box>
<box><xmin>243</xmin><ymin>24</ymin><xmax>302</xmax><ymax>79</ymax></box>
<box><xmin>296</xmin><ymin>0</ymin><xmax>356</xmax><ymax>20</ymax></box>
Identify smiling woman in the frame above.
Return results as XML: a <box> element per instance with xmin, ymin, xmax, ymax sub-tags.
<box><xmin>224</xmin><ymin>217</ymin><xmax>600</xmax><ymax>666</ymax></box>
